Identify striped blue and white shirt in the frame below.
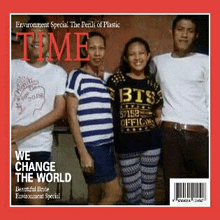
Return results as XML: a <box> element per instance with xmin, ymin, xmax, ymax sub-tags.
<box><xmin>66</xmin><ymin>69</ymin><xmax>114</xmax><ymax>147</ymax></box>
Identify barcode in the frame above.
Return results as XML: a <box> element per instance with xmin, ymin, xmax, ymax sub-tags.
<box><xmin>170</xmin><ymin>179</ymin><xmax>210</xmax><ymax>206</ymax></box>
<box><xmin>173</xmin><ymin>182</ymin><xmax>206</xmax><ymax>201</ymax></box>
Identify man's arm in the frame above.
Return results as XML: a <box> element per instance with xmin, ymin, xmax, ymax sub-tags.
<box><xmin>11</xmin><ymin>95</ymin><xmax>66</xmax><ymax>142</ymax></box>
<box><xmin>155</xmin><ymin>106</ymin><xmax>162</xmax><ymax>125</ymax></box>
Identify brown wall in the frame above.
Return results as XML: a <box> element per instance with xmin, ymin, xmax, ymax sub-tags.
<box><xmin>11</xmin><ymin>14</ymin><xmax>175</xmax><ymax>73</ymax></box>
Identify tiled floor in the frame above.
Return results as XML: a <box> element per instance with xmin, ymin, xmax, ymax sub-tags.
<box><xmin>49</xmin><ymin>133</ymin><xmax>167</xmax><ymax>205</ymax></box>
<box><xmin>46</xmin><ymin>166</ymin><xmax>166</xmax><ymax>206</ymax></box>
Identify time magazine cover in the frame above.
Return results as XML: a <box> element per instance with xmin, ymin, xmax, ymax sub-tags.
<box><xmin>1</xmin><ymin>3</ymin><xmax>220</xmax><ymax>220</ymax></box>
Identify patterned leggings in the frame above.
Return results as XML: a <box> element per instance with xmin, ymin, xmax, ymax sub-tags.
<box><xmin>118</xmin><ymin>148</ymin><xmax>161</xmax><ymax>205</ymax></box>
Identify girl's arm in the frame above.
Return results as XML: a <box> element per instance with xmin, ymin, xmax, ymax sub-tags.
<box><xmin>11</xmin><ymin>95</ymin><xmax>66</xmax><ymax>142</ymax></box>
<box><xmin>66</xmin><ymin>93</ymin><xmax>94</xmax><ymax>174</ymax></box>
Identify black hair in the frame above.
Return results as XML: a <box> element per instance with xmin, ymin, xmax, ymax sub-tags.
<box><xmin>116</xmin><ymin>37</ymin><xmax>156</xmax><ymax>76</ymax></box>
<box><xmin>22</xmin><ymin>15</ymin><xmax>52</xmax><ymax>33</ymax></box>
<box><xmin>80</xmin><ymin>31</ymin><xmax>106</xmax><ymax>67</ymax></box>
<box><xmin>172</xmin><ymin>15</ymin><xmax>199</xmax><ymax>33</ymax></box>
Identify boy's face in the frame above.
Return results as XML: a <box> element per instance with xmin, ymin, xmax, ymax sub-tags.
<box><xmin>26</xmin><ymin>28</ymin><xmax>49</xmax><ymax>59</ymax></box>
<box><xmin>173</xmin><ymin>19</ymin><xmax>198</xmax><ymax>54</ymax></box>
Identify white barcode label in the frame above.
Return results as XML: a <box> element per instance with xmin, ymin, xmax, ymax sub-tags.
<box><xmin>170</xmin><ymin>179</ymin><xmax>210</xmax><ymax>206</ymax></box>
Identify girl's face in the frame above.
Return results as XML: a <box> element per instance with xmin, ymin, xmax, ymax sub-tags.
<box><xmin>87</xmin><ymin>36</ymin><xmax>105</xmax><ymax>68</ymax></box>
<box><xmin>127</xmin><ymin>42</ymin><xmax>150</xmax><ymax>74</ymax></box>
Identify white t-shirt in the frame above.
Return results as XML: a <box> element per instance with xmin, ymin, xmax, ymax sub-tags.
<box><xmin>11</xmin><ymin>59</ymin><xmax>67</xmax><ymax>152</ymax></box>
<box><xmin>103</xmin><ymin>71</ymin><xmax>112</xmax><ymax>82</ymax></box>
<box><xmin>153</xmin><ymin>52</ymin><xmax>209</xmax><ymax>128</ymax></box>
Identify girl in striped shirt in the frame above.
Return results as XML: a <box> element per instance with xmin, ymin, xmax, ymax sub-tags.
<box><xmin>66</xmin><ymin>32</ymin><xmax>121</xmax><ymax>205</ymax></box>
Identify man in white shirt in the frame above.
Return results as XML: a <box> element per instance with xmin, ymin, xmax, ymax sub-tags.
<box><xmin>11</xmin><ymin>15</ymin><xmax>67</xmax><ymax>205</ymax></box>
<box><xmin>153</xmin><ymin>15</ymin><xmax>209</xmax><ymax>205</ymax></box>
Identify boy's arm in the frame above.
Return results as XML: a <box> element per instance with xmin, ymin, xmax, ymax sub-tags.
<box><xmin>155</xmin><ymin>106</ymin><xmax>162</xmax><ymax>125</ymax></box>
<box><xmin>66</xmin><ymin>93</ymin><xmax>94</xmax><ymax>174</ymax></box>
<box><xmin>11</xmin><ymin>95</ymin><xmax>66</xmax><ymax>142</ymax></box>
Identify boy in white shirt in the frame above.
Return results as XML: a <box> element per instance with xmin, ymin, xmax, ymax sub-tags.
<box><xmin>153</xmin><ymin>15</ymin><xmax>209</xmax><ymax>205</ymax></box>
<box><xmin>11</xmin><ymin>15</ymin><xmax>67</xmax><ymax>205</ymax></box>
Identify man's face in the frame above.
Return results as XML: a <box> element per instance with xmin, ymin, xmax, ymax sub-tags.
<box><xmin>173</xmin><ymin>19</ymin><xmax>198</xmax><ymax>54</ymax></box>
<box><xmin>26</xmin><ymin>28</ymin><xmax>49</xmax><ymax>59</ymax></box>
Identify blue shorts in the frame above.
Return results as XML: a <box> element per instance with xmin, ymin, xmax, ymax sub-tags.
<box><xmin>76</xmin><ymin>143</ymin><xmax>117</xmax><ymax>184</ymax></box>
<box><xmin>17</xmin><ymin>151</ymin><xmax>51</xmax><ymax>179</ymax></box>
